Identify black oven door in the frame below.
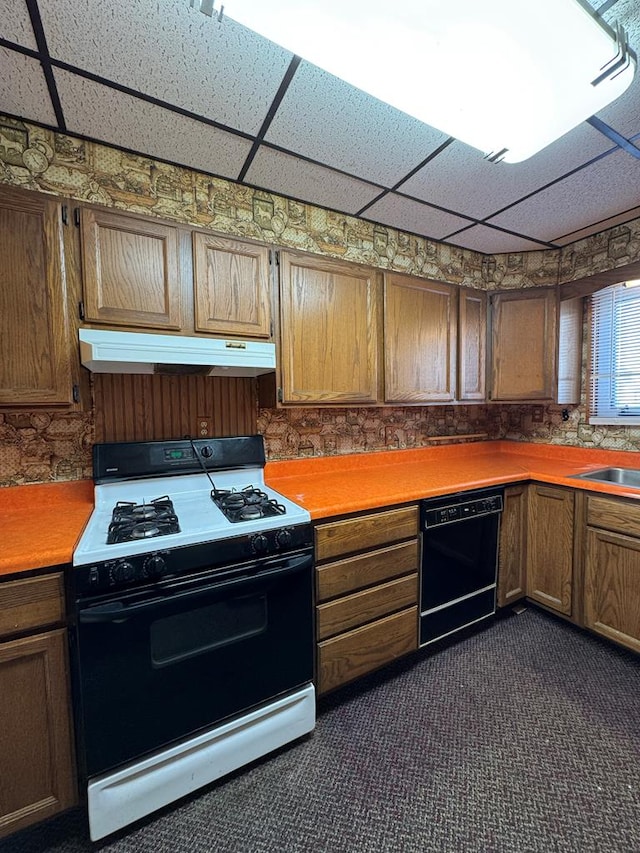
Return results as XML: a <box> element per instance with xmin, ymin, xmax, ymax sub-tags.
<box><xmin>71</xmin><ymin>551</ymin><xmax>313</xmax><ymax>778</ymax></box>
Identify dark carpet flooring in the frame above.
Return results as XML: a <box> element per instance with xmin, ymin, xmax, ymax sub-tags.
<box><xmin>3</xmin><ymin>607</ymin><xmax>640</xmax><ymax>853</ymax></box>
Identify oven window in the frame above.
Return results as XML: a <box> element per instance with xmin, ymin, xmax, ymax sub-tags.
<box><xmin>150</xmin><ymin>594</ymin><xmax>267</xmax><ymax>668</ymax></box>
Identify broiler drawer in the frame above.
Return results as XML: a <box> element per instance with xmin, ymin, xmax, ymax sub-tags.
<box><xmin>316</xmin><ymin>539</ymin><xmax>419</xmax><ymax>602</ymax></box>
<box><xmin>316</xmin><ymin>573</ymin><xmax>418</xmax><ymax>640</ymax></box>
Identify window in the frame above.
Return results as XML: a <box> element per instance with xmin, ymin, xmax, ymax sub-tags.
<box><xmin>589</xmin><ymin>281</ymin><xmax>640</xmax><ymax>424</ymax></box>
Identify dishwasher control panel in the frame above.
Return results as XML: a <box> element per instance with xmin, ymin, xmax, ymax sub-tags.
<box><xmin>422</xmin><ymin>490</ymin><xmax>503</xmax><ymax>529</ymax></box>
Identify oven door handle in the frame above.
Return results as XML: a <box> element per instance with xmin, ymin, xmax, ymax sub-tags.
<box><xmin>78</xmin><ymin>554</ymin><xmax>311</xmax><ymax>624</ymax></box>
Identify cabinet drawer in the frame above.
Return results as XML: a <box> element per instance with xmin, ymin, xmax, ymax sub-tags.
<box><xmin>315</xmin><ymin>506</ymin><xmax>418</xmax><ymax>562</ymax></box>
<box><xmin>317</xmin><ymin>606</ymin><xmax>417</xmax><ymax>694</ymax></box>
<box><xmin>317</xmin><ymin>573</ymin><xmax>418</xmax><ymax>640</ymax></box>
<box><xmin>587</xmin><ymin>495</ymin><xmax>640</xmax><ymax>538</ymax></box>
<box><xmin>316</xmin><ymin>539</ymin><xmax>419</xmax><ymax>602</ymax></box>
<box><xmin>0</xmin><ymin>573</ymin><xmax>65</xmax><ymax>639</ymax></box>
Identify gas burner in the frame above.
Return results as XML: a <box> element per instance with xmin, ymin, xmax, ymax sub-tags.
<box><xmin>211</xmin><ymin>486</ymin><xmax>286</xmax><ymax>523</ymax></box>
<box><xmin>107</xmin><ymin>496</ymin><xmax>180</xmax><ymax>544</ymax></box>
<box><xmin>131</xmin><ymin>521</ymin><xmax>161</xmax><ymax>539</ymax></box>
<box><xmin>239</xmin><ymin>505</ymin><xmax>263</xmax><ymax>521</ymax></box>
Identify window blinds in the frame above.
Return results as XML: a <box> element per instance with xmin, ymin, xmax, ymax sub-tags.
<box><xmin>590</xmin><ymin>283</ymin><xmax>640</xmax><ymax>421</ymax></box>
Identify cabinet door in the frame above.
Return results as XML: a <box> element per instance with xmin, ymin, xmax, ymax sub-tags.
<box><xmin>526</xmin><ymin>484</ymin><xmax>574</xmax><ymax>614</ymax></box>
<box><xmin>80</xmin><ymin>207</ymin><xmax>182</xmax><ymax>330</ymax></box>
<box><xmin>0</xmin><ymin>629</ymin><xmax>76</xmax><ymax>838</ymax></box>
<box><xmin>490</xmin><ymin>289</ymin><xmax>558</xmax><ymax>401</ymax></box>
<box><xmin>0</xmin><ymin>187</ymin><xmax>73</xmax><ymax>406</ymax></box>
<box><xmin>497</xmin><ymin>484</ymin><xmax>527</xmax><ymax>607</ymax></box>
<box><xmin>584</xmin><ymin>528</ymin><xmax>640</xmax><ymax>654</ymax></box>
<box><xmin>458</xmin><ymin>287</ymin><xmax>486</xmax><ymax>401</ymax></box>
<box><xmin>279</xmin><ymin>252</ymin><xmax>381</xmax><ymax>404</ymax></box>
<box><xmin>193</xmin><ymin>234</ymin><xmax>271</xmax><ymax>339</ymax></box>
<box><xmin>384</xmin><ymin>273</ymin><xmax>457</xmax><ymax>403</ymax></box>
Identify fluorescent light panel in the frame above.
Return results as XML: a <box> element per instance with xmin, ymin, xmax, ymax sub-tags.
<box><xmin>219</xmin><ymin>0</ymin><xmax>636</xmax><ymax>163</ymax></box>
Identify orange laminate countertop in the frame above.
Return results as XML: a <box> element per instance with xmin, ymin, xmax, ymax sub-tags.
<box><xmin>3</xmin><ymin>440</ymin><xmax>640</xmax><ymax>577</ymax></box>
<box><xmin>265</xmin><ymin>440</ymin><xmax>640</xmax><ymax>519</ymax></box>
<box><xmin>0</xmin><ymin>480</ymin><xmax>94</xmax><ymax>577</ymax></box>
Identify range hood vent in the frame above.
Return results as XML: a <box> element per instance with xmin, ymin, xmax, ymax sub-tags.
<box><xmin>79</xmin><ymin>329</ymin><xmax>276</xmax><ymax>377</ymax></box>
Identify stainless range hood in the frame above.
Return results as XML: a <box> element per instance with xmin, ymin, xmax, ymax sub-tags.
<box><xmin>79</xmin><ymin>329</ymin><xmax>276</xmax><ymax>377</ymax></box>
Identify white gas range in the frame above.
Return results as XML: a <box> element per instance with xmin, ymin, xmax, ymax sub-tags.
<box><xmin>69</xmin><ymin>436</ymin><xmax>315</xmax><ymax>841</ymax></box>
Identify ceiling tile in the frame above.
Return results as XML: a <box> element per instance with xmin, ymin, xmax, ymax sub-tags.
<box><xmin>398</xmin><ymin>123</ymin><xmax>614</xmax><ymax>221</ymax></box>
<box><xmin>0</xmin><ymin>1</ymin><xmax>36</xmax><ymax>49</ymax></box>
<box><xmin>0</xmin><ymin>48</ymin><xmax>56</xmax><ymax>126</ymax></box>
<box><xmin>54</xmin><ymin>70</ymin><xmax>252</xmax><ymax>178</ymax></box>
<box><xmin>363</xmin><ymin>193</ymin><xmax>473</xmax><ymax>241</ymax></box>
<box><xmin>487</xmin><ymin>150</ymin><xmax>640</xmax><ymax>243</ymax></box>
<box><xmin>264</xmin><ymin>62</ymin><xmax>449</xmax><ymax>187</ymax></box>
<box><xmin>446</xmin><ymin>225</ymin><xmax>549</xmax><ymax>254</ymax></box>
<box><xmin>38</xmin><ymin>0</ymin><xmax>292</xmax><ymax>135</ymax></box>
<box><xmin>554</xmin><ymin>205</ymin><xmax>640</xmax><ymax>247</ymax></box>
<box><xmin>245</xmin><ymin>147</ymin><xmax>381</xmax><ymax>214</ymax></box>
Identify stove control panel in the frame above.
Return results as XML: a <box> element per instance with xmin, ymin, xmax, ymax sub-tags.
<box><xmin>74</xmin><ymin>524</ymin><xmax>313</xmax><ymax>597</ymax></box>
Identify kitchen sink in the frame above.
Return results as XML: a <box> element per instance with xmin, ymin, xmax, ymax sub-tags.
<box><xmin>571</xmin><ymin>467</ymin><xmax>640</xmax><ymax>488</ymax></box>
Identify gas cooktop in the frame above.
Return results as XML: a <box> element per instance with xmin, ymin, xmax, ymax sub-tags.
<box><xmin>73</xmin><ymin>437</ymin><xmax>311</xmax><ymax>567</ymax></box>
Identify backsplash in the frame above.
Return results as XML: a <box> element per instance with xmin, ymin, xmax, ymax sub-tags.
<box><xmin>257</xmin><ymin>402</ymin><xmax>640</xmax><ymax>460</ymax></box>
<box><xmin>3</xmin><ymin>399</ymin><xmax>640</xmax><ymax>487</ymax></box>
<box><xmin>0</xmin><ymin>410</ymin><xmax>94</xmax><ymax>487</ymax></box>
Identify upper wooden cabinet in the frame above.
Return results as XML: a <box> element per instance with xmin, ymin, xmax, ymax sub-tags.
<box><xmin>383</xmin><ymin>273</ymin><xmax>457</xmax><ymax>403</ymax></box>
<box><xmin>193</xmin><ymin>233</ymin><xmax>271</xmax><ymax>339</ymax></box>
<box><xmin>0</xmin><ymin>186</ymin><xmax>74</xmax><ymax>407</ymax></box>
<box><xmin>489</xmin><ymin>288</ymin><xmax>558</xmax><ymax>401</ymax></box>
<box><xmin>278</xmin><ymin>251</ymin><xmax>381</xmax><ymax>404</ymax></box>
<box><xmin>80</xmin><ymin>207</ymin><xmax>182</xmax><ymax>330</ymax></box>
<box><xmin>458</xmin><ymin>287</ymin><xmax>487</xmax><ymax>401</ymax></box>
<box><xmin>79</xmin><ymin>206</ymin><xmax>274</xmax><ymax>342</ymax></box>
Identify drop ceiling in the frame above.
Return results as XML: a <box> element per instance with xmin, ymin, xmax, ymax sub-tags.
<box><xmin>1</xmin><ymin>0</ymin><xmax>639</xmax><ymax>254</ymax></box>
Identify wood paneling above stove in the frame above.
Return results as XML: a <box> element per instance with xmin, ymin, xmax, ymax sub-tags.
<box><xmin>94</xmin><ymin>374</ymin><xmax>256</xmax><ymax>443</ymax></box>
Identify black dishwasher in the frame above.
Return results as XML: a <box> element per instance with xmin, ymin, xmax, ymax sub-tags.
<box><xmin>420</xmin><ymin>487</ymin><xmax>503</xmax><ymax>646</ymax></box>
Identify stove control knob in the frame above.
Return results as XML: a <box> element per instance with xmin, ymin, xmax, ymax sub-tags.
<box><xmin>275</xmin><ymin>528</ymin><xmax>292</xmax><ymax>549</ymax></box>
<box><xmin>251</xmin><ymin>534</ymin><xmax>269</xmax><ymax>554</ymax></box>
<box><xmin>200</xmin><ymin>445</ymin><xmax>213</xmax><ymax>458</ymax></box>
<box><xmin>113</xmin><ymin>560</ymin><xmax>136</xmax><ymax>584</ymax></box>
<box><xmin>144</xmin><ymin>554</ymin><xmax>167</xmax><ymax>578</ymax></box>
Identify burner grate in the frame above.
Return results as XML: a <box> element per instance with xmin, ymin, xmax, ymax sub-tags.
<box><xmin>107</xmin><ymin>496</ymin><xmax>181</xmax><ymax>544</ymax></box>
<box><xmin>211</xmin><ymin>486</ymin><xmax>286</xmax><ymax>523</ymax></box>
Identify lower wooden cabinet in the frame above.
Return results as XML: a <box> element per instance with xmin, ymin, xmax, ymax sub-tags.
<box><xmin>0</xmin><ymin>574</ymin><xmax>76</xmax><ymax>839</ymax></box>
<box><xmin>526</xmin><ymin>484</ymin><xmax>574</xmax><ymax>615</ymax></box>
<box><xmin>584</xmin><ymin>495</ymin><xmax>640</xmax><ymax>654</ymax></box>
<box><xmin>318</xmin><ymin>608</ymin><xmax>418</xmax><ymax>694</ymax></box>
<box><xmin>497</xmin><ymin>484</ymin><xmax>527</xmax><ymax>607</ymax></box>
<box><xmin>314</xmin><ymin>506</ymin><xmax>419</xmax><ymax>694</ymax></box>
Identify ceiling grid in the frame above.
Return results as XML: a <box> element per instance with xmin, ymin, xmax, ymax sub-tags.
<box><xmin>0</xmin><ymin>0</ymin><xmax>638</xmax><ymax>255</ymax></box>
